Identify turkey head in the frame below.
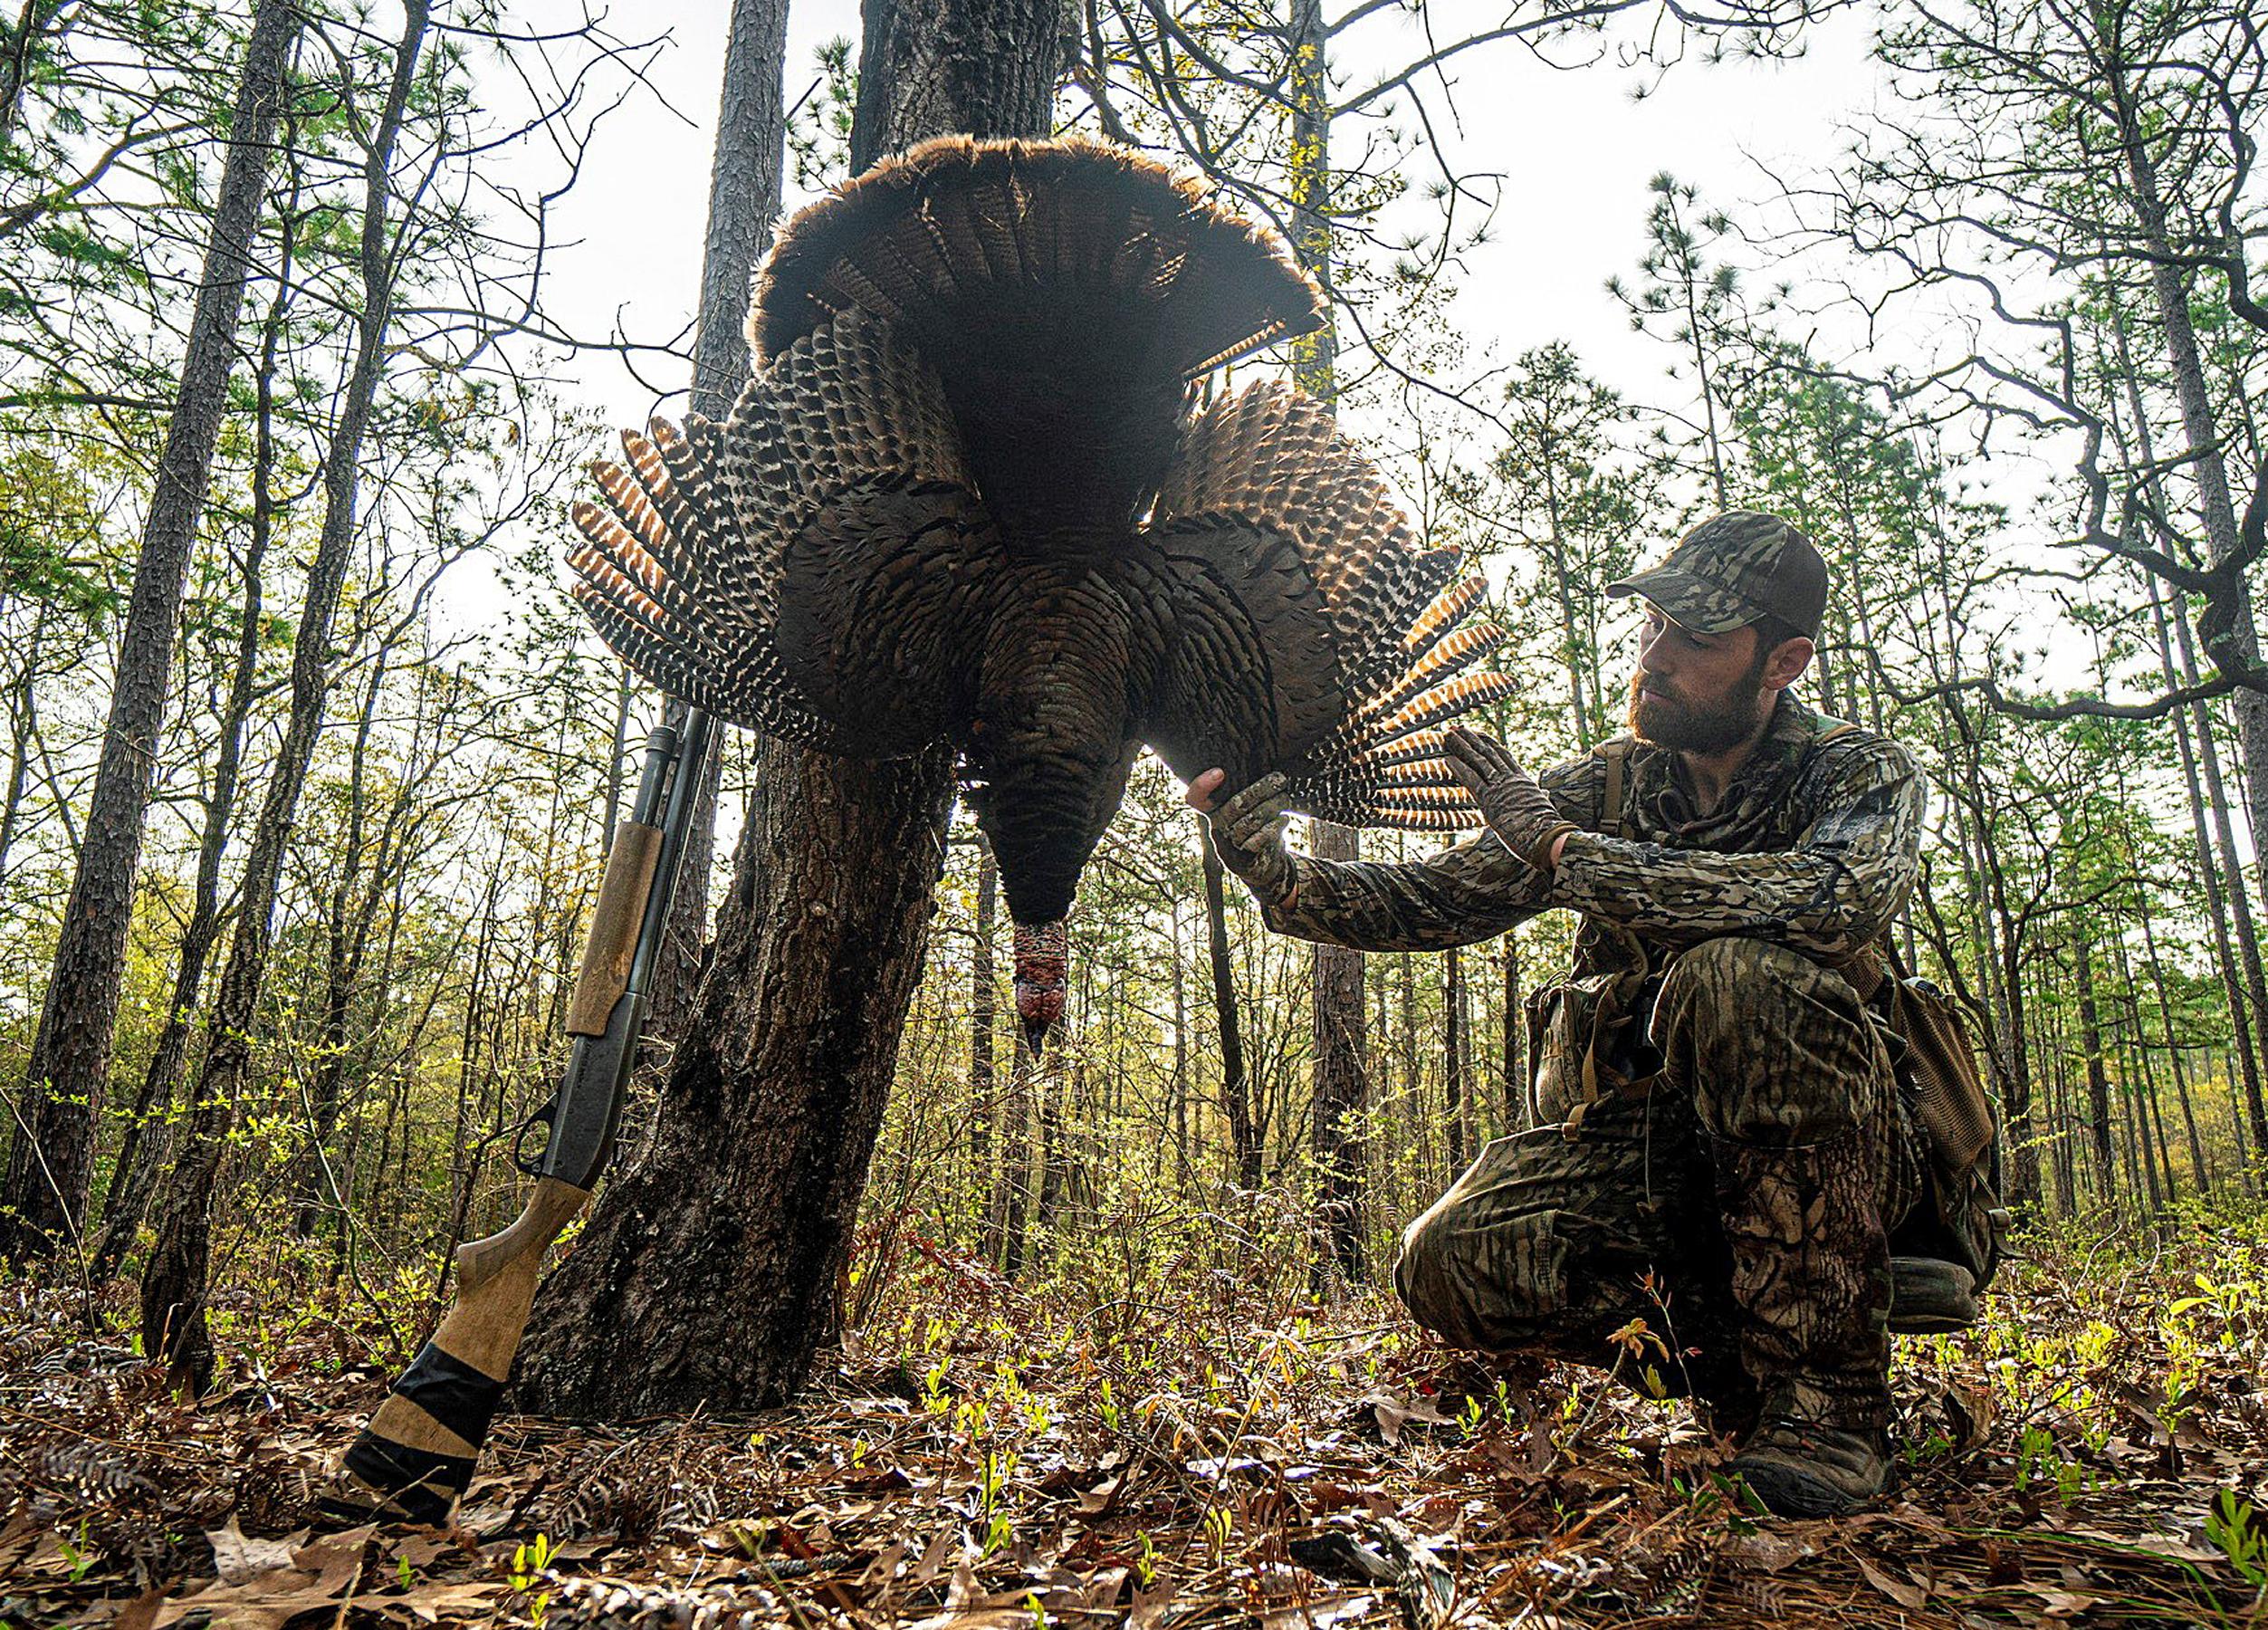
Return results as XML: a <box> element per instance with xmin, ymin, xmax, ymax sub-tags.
<box><xmin>569</xmin><ymin>137</ymin><xmax>1515</xmax><ymax>1050</ymax></box>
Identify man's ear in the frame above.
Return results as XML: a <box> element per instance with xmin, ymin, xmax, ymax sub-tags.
<box><xmin>1762</xmin><ymin>635</ymin><xmax>1815</xmax><ymax>695</ymax></box>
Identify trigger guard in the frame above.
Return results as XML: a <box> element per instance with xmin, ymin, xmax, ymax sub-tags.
<box><xmin>511</xmin><ymin>1104</ymin><xmax>557</xmax><ymax>1177</ymax></box>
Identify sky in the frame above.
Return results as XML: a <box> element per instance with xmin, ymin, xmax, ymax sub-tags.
<box><xmin>452</xmin><ymin>0</ymin><xmax>2049</xmax><ymax>683</ymax></box>
<box><xmin>523</xmin><ymin>0</ymin><xmax>1893</xmax><ymax>429</ymax></box>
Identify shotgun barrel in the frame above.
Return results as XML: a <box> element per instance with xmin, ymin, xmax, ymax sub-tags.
<box><xmin>319</xmin><ymin>707</ymin><xmax>714</xmax><ymax>1526</ymax></box>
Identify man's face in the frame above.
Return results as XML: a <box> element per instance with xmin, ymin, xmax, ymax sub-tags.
<box><xmin>1625</xmin><ymin>606</ymin><xmax>1777</xmax><ymax>753</ymax></box>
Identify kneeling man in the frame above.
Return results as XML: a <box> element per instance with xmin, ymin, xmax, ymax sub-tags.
<box><xmin>1191</xmin><ymin>512</ymin><xmax>1935</xmax><ymax>1516</ymax></box>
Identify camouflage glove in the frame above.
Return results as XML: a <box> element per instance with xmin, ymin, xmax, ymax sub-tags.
<box><xmin>1442</xmin><ymin>726</ymin><xmax>1576</xmax><ymax>874</ymax></box>
<box><xmin>1203</xmin><ymin>772</ymin><xmax>1297</xmax><ymax>902</ymax></box>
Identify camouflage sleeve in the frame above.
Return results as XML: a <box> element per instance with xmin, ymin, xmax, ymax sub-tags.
<box><xmin>1545</xmin><ymin>737</ymin><xmax>1924</xmax><ymax>959</ymax></box>
<box><xmin>1253</xmin><ymin>753</ymin><xmax>1603</xmax><ymax>952</ymax></box>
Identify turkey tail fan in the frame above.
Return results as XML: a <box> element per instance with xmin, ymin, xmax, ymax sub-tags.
<box><xmin>569</xmin><ymin>310</ymin><xmax>993</xmax><ymax>758</ymax></box>
<box><xmin>751</xmin><ymin>137</ymin><xmax>1325</xmax><ymax>556</ymax></box>
<box><xmin>568</xmin><ymin>448</ymin><xmax>835</xmax><ymax>745</ymax></box>
<box><xmin>752</xmin><ymin>136</ymin><xmax>1322</xmax><ymax>379</ymax></box>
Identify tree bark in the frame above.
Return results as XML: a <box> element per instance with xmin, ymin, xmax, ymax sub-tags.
<box><xmin>0</xmin><ymin>0</ymin><xmax>300</xmax><ymax>1261</ymax></box>
<box><xmin>1286</xmin><ymin>0</ymin><xmax>1366</xmax><ymax>1290</ymax></box>
<box><xmin>2165</xmin><ymin>589</ymin><xmax>2268</xmax><ymax>1155</ymax></box>
<box><xmin>1201</xmin><ymin>832</ymin><xmax>1261</xmax><ymax>1188</ymax></box>
<box><xmin>995</xmin><ymin>1028</ymin><xmax>1033</xmax><ymax>1276</ymax></box>
<box><xmin>2072</xmin><ymin>935</ymin><xmax>2116</xmax><ymax>1209</ymax></box>
<box><xmin>971</xmin><ymin>839</ymin><xmax>998</xmax><ymax>1165</ymax></box>
<box><xmin>1500</xmin><ymin>934</ymin><xmax>1524</xmax><ymax>1124</ymax></box>
<box><xmin>89</xmin><ymin>220</ymin><xmax>298</xmax><ymax>1280</ymax></box>
<box><xmin>1310</xmin><ymin>822</ymin><xmax>1366</xmax><ymax>1289</ymax></box>
<box><xmin>517</xmin><ymin>0</ymin><xmax>1063</xmax><ymax>1417</ymax></box>
<box><xmin>644</xmin><ymin>0</ymin><xmax>793</xmax><ymax>1064</ymax></box>
<box><xmin>139</xmin><ymin>0</ymin><xmax>428</xmax><ymax>1388</ymax></box>
<box><xmin>2108</xmin><ymin>48</ymin><xmax>2268</xmax><ymax>914</ymax></box>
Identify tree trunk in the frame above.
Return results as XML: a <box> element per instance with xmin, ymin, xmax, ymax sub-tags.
<box><xmin>2073</xmin><ymin>935</ymin><xmax>2116</xmax><ymax>1209</ymax></box>
<box><xmin>2166</xmin><ymin>591</ymin><xmax>2268</xmax><ymax>1155</ymax></box>
<box><xmin>2109</xmin><ymin>54</ymin><xmax>2268</xmax><ymax>940</ymax></box>
<box><xmin>1286</xmin><ymin>0</ymin><xmax>1366</xmax><ymax>1289</ymax></box>
<box><xmin>90</xmin><ymin>218</ymin><xmax>299</xmax><ymax>1280</ymax></box>
<box><xmin>1170</xmin><ymin>899</ymin><xmax>1190</xmax><ymax>1188</ymax></box>
<box><xmin>516</xmin><ymin>0</ymin><xmax>1062</xmax><ymax>1417</ymax></box>
<box><xmin>139</xmin><ymin>1</ymin><xmax>428</xmax><ymax>1388</ymax></box>
<box><xmin>1201</xmin><ymin>832</ymin><xmax>1261</xmax><ymax>1188</ymax></box>
<box><xmin>971</xmin><ymin>839</ymin><xmax>998</xmax><ymax>1166</ymax></box>
<box><xmin>1310</xmin><ymin>822</ymin><xmax>1366</xmax><ymax>1289</ymax></box>
<box><xmin>292</xmin><ymin>645</ymin><xmax>415</xmax><ymax>1240</ymax></box>
<box><xmin>996</xmin><ymin>1029</ymin><xmax>1033</xmax><ymax>1276</ymax></box>
<box><xmin>644</xmin><ymin>0</ymin><xmax>792</xmax><ymax>1065</ymax></box>
<box><xmin>1500</xmin><ymin>933</ymin><xmax>1524</xmax><ymax>1124</ymax></box>
<box><xmin>0</xmin><ymin>0</ymin><xmax>301</xmax><ymax>1262</ymax></box>
<box><xmin>0</xmin><ymin>607</ymin><xmax>43</xmax><ymax>886</ymax></box>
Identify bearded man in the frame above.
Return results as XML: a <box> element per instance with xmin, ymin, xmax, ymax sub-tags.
<box><xmin>1190</xmin><ymin>511</ymin><xmax>1970</xmax><ymax>1517</ymax></box>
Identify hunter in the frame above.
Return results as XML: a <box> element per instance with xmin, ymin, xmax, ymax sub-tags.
<box><xmin>1190</xmin><ymin>511</ymin><xmax>1985</xmax><ymax>1518</ymax></box>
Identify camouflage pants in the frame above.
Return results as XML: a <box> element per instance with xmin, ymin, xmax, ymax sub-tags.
<box><xmin>1393</xmin><ymin>936</ymin><xmax>1913</xmax><ymax>1428</ymax></box>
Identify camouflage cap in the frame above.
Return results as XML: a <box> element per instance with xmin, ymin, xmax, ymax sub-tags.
<box><xmin>1606</xmin><ymin>511</ymin><xmax>1829</xmax><ymax>638</ymax></box>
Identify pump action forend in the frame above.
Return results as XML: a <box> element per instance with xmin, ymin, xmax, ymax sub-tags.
<box><xmin>320</xmin><ymin>707</ymin><xmax>715</xmax><ymax>1525</ymax></box>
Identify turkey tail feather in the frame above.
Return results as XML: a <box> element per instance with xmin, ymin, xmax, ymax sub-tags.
<box><xmin>753</xmin><ymin>135</ymin><xmax>1322</xmax><ymax>382</ymax></box>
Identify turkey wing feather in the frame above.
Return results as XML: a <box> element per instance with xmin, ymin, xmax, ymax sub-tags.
<box><xmin>569</xmin><ymin>311</ymin><xmax>991</xmax><ymax>757</ymax></box>
<box><xmin>1138</xmin><ymin>381</ymin><xmax>1517</xmax><ymax>828</ymax></box>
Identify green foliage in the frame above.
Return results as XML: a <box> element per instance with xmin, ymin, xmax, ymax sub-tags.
<box><xmin>787</xmin><ymin>39</ymin><xmax>856</xmax><ymax>190</ymax></box>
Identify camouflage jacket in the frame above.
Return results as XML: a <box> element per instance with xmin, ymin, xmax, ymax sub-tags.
<box><xmin>1261</xmin><ymin>694</ymin><xmax>1926</xmax><ymax>992</ymax></box>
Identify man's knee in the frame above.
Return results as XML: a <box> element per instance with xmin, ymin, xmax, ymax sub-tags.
<box><xmin>1653</xmin><ymin>936</ymin><xmax>1882</xmax><ymax>1146</ymax></box>
<box><xmin>1393</xmin><ymin>1193</ymin><xmax>1576</xmax><ymax>1353</ymax></box>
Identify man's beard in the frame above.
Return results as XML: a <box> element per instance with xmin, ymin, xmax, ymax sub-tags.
<box><xmin>1625</xmin><ymin>666</ymin><xmax>1769</xmax><ymax>753</ymax></box>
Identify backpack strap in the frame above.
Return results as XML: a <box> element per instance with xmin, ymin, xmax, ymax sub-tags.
<box><xmin>1597</xmin><ymin>737</ymin><xmax>1637</xmax><ymax>841</ymax></box>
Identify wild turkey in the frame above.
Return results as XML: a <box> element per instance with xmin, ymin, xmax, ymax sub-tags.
<box><xmin>569</xmin><ymin>136</ymin><xmax>1514</xmax><ymax>1047</ymax></box>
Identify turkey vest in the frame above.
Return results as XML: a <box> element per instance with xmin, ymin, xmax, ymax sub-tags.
<box><xmin>1577</xmin><ymin>712</ymin><xmax>2007</xmax><ymax>1290</ymax></box>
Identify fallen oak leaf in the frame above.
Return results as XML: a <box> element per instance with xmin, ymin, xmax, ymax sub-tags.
<box><xmin>2031</xmin><ymin>1586</ymin><xmax>2105</xmax><ymax>1618</ymax></box>
<box><xmin>1854</xmin><ymin>1555</ymin><xmax>1928</xmax><ymax>1610</ymax></box>
<box><xmin>154</xmin><ymin>1526</ymin><xmax>368</xmax><ymax>1630</ymax></box>
<box><xmin>910</xmin><ymin>1529</ymin><xmax>956</xmax><ymax>1587</ymax></box>
<box><xmin>397</xmin><ymin>1580</ymin><xmax>508</xmax><ymax>1625</ymax></box>
<box><xmin>1358</xmin><ymin>1389</ymin><xmax>1454</xmax><ymax>1447</ymax></box>
<box><xmin>206</xmin><ymin>1520</ymin><xmax>304</xmax><ymax>1587</ymax></box>
<box><xmin>1725</xmin><ymin>1530</ymin><xmax>1812</xmax><ymax>1573</ymax></box>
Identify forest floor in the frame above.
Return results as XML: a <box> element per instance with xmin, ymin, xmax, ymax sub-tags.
<box><xmin>4</xmin><ymin>1207</ymin><xmax>2267</xmax><ymax>1630</ymax></box>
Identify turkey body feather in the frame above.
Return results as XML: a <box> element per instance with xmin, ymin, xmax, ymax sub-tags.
<box><xmin>569</xmin><ymin>136</ymin><xmax>1517</xmax><ymax>1043</ymax></box>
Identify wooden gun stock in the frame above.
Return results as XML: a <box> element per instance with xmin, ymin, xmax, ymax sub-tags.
<box><xmin>321</xmin><ymin>1177</ymin><xmax>588</xmax><ymax>1525</ymax></box>
<box><xmin>321</xmin><ymin>711</ymin><xmax>711</xmax><ymax>1527</ymax></box>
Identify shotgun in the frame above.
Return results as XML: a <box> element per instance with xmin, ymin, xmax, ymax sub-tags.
<box><xmin>319</xmin><ymin>706</ymin><xmax>714</xmax><ymax>1526</ymax></box>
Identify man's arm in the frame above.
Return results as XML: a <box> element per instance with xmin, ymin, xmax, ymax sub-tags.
<box><xmin>1190</xmin><ymin>753</ymin><xmax>1600</xmax><ymax>953</ymax></box>
<box><xmin>1546</xmin><ymin>736</ymin><xmax>1923</xmax><ymax>959</ymax></box>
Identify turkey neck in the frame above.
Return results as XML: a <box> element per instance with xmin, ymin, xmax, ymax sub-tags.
<box><xmin>966</xmin><ymin>568</ymin><xmax>1145</xmax><ymax>1055</ymax></box>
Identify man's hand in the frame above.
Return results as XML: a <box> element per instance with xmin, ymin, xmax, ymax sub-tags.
<box><xmin>1185</xmin><ymin>769</ymin><xmax>1297</xmax><ymax>901</ymax></box>
<box><xmin>1441</xmin><ymin>726</ymin><xmax>1576</xmax><ymax>874</ymax></box>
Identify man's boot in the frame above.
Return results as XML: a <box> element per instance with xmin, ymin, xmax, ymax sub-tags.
<box><xmin>1707</xmin><ymin>1129</ymin><xmax>1896</xmax><ymax>1518</ymax></box>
